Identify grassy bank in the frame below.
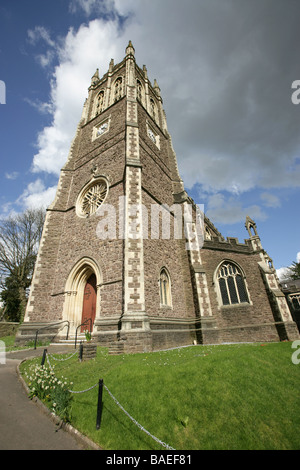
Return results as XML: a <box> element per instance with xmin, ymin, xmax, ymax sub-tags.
<box><xmin>19</xmin><ymin>342</ymin><xmax>300</xmax><ymax>450</ymax></box>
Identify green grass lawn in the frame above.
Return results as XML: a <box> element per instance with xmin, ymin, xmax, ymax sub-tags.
<box><xmin>19</xmin><ymin>342</ymin><xmax>300</xmax><ymax>450</ymax></box>
<box><xmin>1</xmin><ymin>334</ymin><xmax>49</xmax><ymax>351</ymax></box>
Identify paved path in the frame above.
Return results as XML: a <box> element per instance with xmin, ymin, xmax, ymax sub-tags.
<box><xmin>0</xmin><ymin>346</ymin><xmax>90</xmax><ymax>450</ymax></box>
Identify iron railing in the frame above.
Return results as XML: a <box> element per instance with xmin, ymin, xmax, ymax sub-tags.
<box><xmin>34</xmin><ymin>320</ymin><xmax>70</xmax><ymax>349</ymax></box>
<box><xmin>74</xmin><ymin>318</ymin><xmax>93</xmax><ymax>349</ymax></box>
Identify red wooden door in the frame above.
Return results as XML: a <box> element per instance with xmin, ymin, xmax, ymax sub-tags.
<box><xmin>81</xmin><ymin>273</ymin><xmax>97</xmax><ymax>332</ymax></box>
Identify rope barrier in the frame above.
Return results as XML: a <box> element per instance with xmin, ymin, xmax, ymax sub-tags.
<box><xmin>47</xmin><ymin>350</ymin><xmax>78</xmax><ymax>361</ymax></box>
<box><xmin>44</xmin><ymin>350</ymin><xmax>175</xmax><ymax>450</ymax></box>
<box><xmin>46</xmin><ymin>352</ymin><xmax>98</xmax><ymax>394</ymax></box>
<box><xmin>104</xmin><ymin>384</ymin><xmax>175</xmax><ymax>450</ymax></box>
<box><xmin>68</xmin><ymin>383</ymin><xmax>99</xmax><ymax>394</ymax></box>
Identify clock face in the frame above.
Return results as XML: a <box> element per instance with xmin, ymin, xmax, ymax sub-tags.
<box><xmin>79</xmin><ymin>180</ymin><xmax>108</xmax><ymax>217</ymax></box>
<box><xmin>97</xmin><ymin>122</ymin><xmax>108</xmax><ymax>136</ymax></box>
<box><xmin>148</xmin><ymin>127</ymin><xmax>156</xmax><ymax>143</ymax></box>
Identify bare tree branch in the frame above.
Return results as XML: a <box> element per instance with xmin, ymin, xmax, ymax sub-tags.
<box><xmin>0</xmin><ymin>208</ymin><xmax>45</xmax><ymax>288</ymax></box>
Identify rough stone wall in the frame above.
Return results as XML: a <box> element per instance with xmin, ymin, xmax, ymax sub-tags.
<box><xmin>138</xmin><ymin>105</ymin><xmax>175</xmax><ymax>206</ymax></box>
<box><xmin>201</xmin><ymin>245</ymin><xmax>280</xmax><ymax>342</ymax></box>
<box><xmin>20</xmin><ymin>45</ymin><xmax>297</xmax><ymax>351</ymax></box>
<box><xmin>24</xmin><ymin>95</ymin><xmax>127</xmax><ymax>328</ymax></box>
<box><xmin>142</xmin><ymin>192</ymin><xmax>195</xmax><ymax>320</ymax></box>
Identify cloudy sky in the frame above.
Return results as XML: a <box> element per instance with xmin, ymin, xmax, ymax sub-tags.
<box><xmin>0</xmin><ymin>0</ymin><xmax>299</xmax><ymax>276</ymax></box>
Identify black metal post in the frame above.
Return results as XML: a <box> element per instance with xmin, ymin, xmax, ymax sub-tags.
<box><xmin>96</xmin><ymin>379</ymin><xmax>103</xmax><ymax>430</ymax></box>
<box><xmin>79</xmin><ymin>342</ymin><xmax>83</xmax><ymax>361</ymax></box>
<box><xmin>41</xmin><ymin>348</ymin><xmax>47</xmax><ymax>366</ymax></box>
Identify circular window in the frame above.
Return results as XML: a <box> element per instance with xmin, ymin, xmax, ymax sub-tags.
<box><xmin>77</xmin><ymin>178</ymin><xmax>108</xmax><ymax>217</ymax></box>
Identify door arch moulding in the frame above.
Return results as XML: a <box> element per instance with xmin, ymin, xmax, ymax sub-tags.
<box><xmin>62</xmin><ymin>257</ymin><xmax>102</xmax><ymax>334</ymax></box>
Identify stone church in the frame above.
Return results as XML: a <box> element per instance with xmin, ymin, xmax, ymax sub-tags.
<box><xmin>17</xmin><ymin>42</ymin><xmax>299</xmax><ymax>352</ymax></box>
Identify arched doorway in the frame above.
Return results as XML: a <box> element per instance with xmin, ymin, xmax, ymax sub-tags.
<box><xmin>81</xmin><ymin>273</ymin><xmax>97</xmax><ymax>332</ymax></box>
<box><xmin>62</xmin><ymin>257</ymin><xmax>101</xmax><ymax>335</ymax></box>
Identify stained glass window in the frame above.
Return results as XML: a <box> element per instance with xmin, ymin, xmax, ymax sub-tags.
<box><xmin>217</xmin><ymin>262</ymin><xmax>249</xmax><ymax>306</ymax></box>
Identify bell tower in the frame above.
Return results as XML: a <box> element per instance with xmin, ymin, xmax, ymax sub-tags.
<box><xmin>17</xmin><ymin>42</ymin><xmax>197</xmax><ymax>352</ymax></box>
<box><xmin>17</xmin><ymin>42</ymin><xmax>298</xmax><ymax>350</ymax></box>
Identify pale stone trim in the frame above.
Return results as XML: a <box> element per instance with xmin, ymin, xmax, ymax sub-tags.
<box><xmin>24</xmin><ymin>210</ymin><xmax>52</xmax><ymax>322</ymax></box>
<box><xmin>62</xmin><ymin>257</ymin><xmax>102</xmax><ymax>334</ymax></box>
<box><xmin>213</xmin><ymin>259</ymin><xmax>252</xmax><ymax>309</ymax></box>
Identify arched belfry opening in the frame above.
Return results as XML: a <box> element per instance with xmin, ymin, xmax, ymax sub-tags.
<box><xmin>62</xmin><ymin>258</ymin><xmax>102</xmax><ymax>335</ymax></box>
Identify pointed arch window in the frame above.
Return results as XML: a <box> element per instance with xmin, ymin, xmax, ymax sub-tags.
<box><xmin>149</xmin><ymin>97</ymin><xmax>157</xmax><ymax>121</ymax></box>
<box><xmin>95</xmin><ymin>90</ymin><xmax>105</xmax><ymax>116</ymax></box>
<box><xmin>137</xmin><ymin>79</ymin><xmax>143</xmax><ymax>102</ymax></box>
<box><xmin>217</xmin><ymin>262</ymin><xmax>249</xmax><ymax>306</ymax></box>
<box><xmin>159</xmin><ymin>268</ymin><xmax>172</xmax><ymax>307</ymax></box>
<box><xmin>205</xmin><ymin>227</ymin><xmax>212</xmax><ymax>240</ymax></box>
<box><xmin>114</xmin><ymin>77</ymin><xmax>123</xmax><ymax>102</ymax></box>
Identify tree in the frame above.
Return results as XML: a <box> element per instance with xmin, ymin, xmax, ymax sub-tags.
<box><xmin>0</xmin><ymin>208</ymin><xmax>45</xmax><ymax>322</ymax></box>
<box><xmin>288</xmin><ymin>261</ymin><xmax>300</xmax><ymax>281</ymax></box>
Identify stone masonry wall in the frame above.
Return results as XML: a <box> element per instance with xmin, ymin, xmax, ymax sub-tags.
<box><xmin>201</xmin><ymin>246</ymin><xmax>280</xmax><ymax>342</ymax></box>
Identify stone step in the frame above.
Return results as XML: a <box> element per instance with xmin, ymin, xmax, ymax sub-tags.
<box><xmin>51</xmin><ymin>335</ymin><xmax>87</xmax><ymax>346</ymax></box>
<box><xmin>108</xmin><ymin>342</ymin><xmax>125</xmax><ymax>355</ymax></box>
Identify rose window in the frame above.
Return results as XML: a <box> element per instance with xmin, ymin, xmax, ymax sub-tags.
<box><xmin>77</xmin><ymin>179</ymin><xmax>108</xmax><ymax>217</ymax></box>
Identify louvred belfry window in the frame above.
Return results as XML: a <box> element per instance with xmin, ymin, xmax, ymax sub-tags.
<box><xmin>114</xmin><ymin>77</ymin><xmax>123</xmax><ymax>102</ymax></box>
<box><xmin>217</xmin><ymin>262</ymin><xmax>249</xmax><ymax>306</ymax></box>
<box><xmin>95</xmin><ymin>91</ymin><xmax>105</xmax><ymax>116</ymax></box>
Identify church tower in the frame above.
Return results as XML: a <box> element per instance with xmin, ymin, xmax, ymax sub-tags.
<box><xmin>17</xmin><ymin>42</ymin><xmax>198</xmax><ymax>352</ymax></box>
<box><xmin>17</xmin><ymin>42</ymin><xmax>299</xmax><ymax>351</ymax></box>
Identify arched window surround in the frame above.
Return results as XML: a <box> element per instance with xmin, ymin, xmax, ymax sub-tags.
<box><xmin>136</xmin><ymin>78</ymin><xmax>145</xmax><ymax>107</ymax></box>
<box><xmin>94</xmin><ymin>90</ymin><xmax>105</xmax><ymax>117</ymax></box>
<box><xmin>214</xmin><ymin>260</ymin><xmax>252</xmax><ymax>308</ymax></box>
<box><xmin>113</xmin><ymin>76</ymin><xmax>124</xmax><ymax>103</ymax></box>
<box><xmin>159</xmin><ymin>267</ymin><xmax>172</xmax><ymax>308</ymax></box>
<box><xmin>62</xmin><ymin>257</ymin><xmax>102</xmax><ymax>334</ymax></box>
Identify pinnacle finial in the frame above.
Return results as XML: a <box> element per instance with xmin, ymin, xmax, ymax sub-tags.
<box><xmin>245</xmin><ymin>215</ymin><xmax>258</xmax><ymax>237</ymax></box>
<box><xmin>91</xmin><ymin>68</ymin><xmax>99</xmax><ymax>85</ymax></box>
<box><xmin>126</xmin><ymin>40</ymin><xmax>135</xmax><ymax>56</ymax></box>
<box><xmin>154</xmin><ymin>79</ymin><xmax>161</xmax><ymax>96</ymax></box>
<box><xmin>109</xmin><ymin>58</ymin><xmax>114</xmax><ymax>72</ymax></box>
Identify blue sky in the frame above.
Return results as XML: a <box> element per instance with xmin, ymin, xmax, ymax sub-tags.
<box><xmin>0</xmin><ymin>0</ymin><xmax>299</xmax><ymax>278</ymax></box>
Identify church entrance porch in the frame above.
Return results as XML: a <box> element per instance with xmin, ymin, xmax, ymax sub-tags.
<box><xmin>61</xmin><ymin>257</ymin><xmax>102</xmax><ymax>337</ymax></box>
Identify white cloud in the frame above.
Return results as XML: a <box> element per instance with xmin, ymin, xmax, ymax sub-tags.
<box><xmin>69</xmin><ymin>0</ymin><xmax>116</xmax><ymax>16</ymax></box>
<box><xmin>276</xmin><ymin>251</ymin><xmax>300</xmax><ymax>280</ymax></box>
<box><xmin>205</xmin><ymin>192</ymin><xmax>266</xmax><ymax>225</ymax></box>
<box><xmin>24</xmin><ymin>98</ymin><xmax>53</xmax><ymax>115</ymax></box>
<box><xmin>36</xmin><ymin>50</ymin><xmax>56</xmax><ymax>68</ymax></box>
<box><xmin>276</xmin><ymin>266</ymin><xmax>291</xmax><ymax>281</ymax></box>
<box><xmin>17</xmin><ymin>179</ymin><xmax>57</xmax><ymax>210</ymax></box>
<box><xmin>31</xmin><ymin>18</ymin><xmax>123</xmax><ymax>176</ymax></box>
<box><xmin>26</xmin><ymin>0</ymin><xmax>300</xmax><ymax>225</ymax></box>
<box><xmin>27</xmin><ymin>26</ymin><xmax>55</xmax><ymax>47</ymax></box>
<box><xmin>260</xmin><ymin>192</ymin><xmax>281</xmax><ymax>208</ymax></box>
<box><xmin>5</xmin><ymin>171</ymin><xmax>19</xmax><ymax>180</ymax></box>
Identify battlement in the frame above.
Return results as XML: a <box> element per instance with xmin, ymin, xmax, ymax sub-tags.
<box><xmin>203</xmin><ymin>235</ymin><xmax>254</xmax><ymax>253</ymax></box>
